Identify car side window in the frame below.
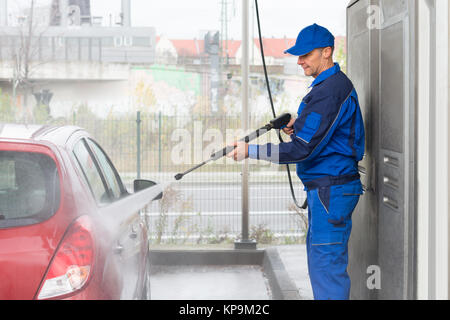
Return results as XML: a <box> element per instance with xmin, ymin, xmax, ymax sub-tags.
<box><xmin>86</xmin><ymin>139</ymin><xmax>123</xmax><ymax>200</ymax></box>
<box><xmin>73</xmin><ymin>140</ymin><xmax>109</xmax><ymax>205</ymax></box>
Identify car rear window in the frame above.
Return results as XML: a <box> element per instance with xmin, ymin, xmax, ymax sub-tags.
<box><xmin>0</xmin><ymin>151</ymin><xmax>61</xmax><ymax>229</ymax></box>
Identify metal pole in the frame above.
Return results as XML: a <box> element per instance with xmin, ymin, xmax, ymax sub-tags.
<box><xmin>0</xmin><ymin>0</ymin><xmax>7</xmax><ymax>27</ymax></box>
<box><xmin>158</xmin><ymin>111</ymin><xmax>162</xmax><ymax>172</ymax></box>
<box><xmin>121</xmin><ymin>0</ymin><xmax>131</xmax><ymax>27</ymax></box>
<box><xmin>235</xmin><ymin>0</ymin><xmax>256</xmax><ymax>250</ymax></box>
<box><xmin>59</xmin><ymin>0</ymin><xmax>68</xmax><ymax>27</ymax></box>
<box><xmin>136</xmin><ymin>111</ymin><xmax>141</xmax><ymax>179</ymax></box>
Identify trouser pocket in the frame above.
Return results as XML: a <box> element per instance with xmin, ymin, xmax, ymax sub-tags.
<box><xmin>309</xmin><ymin>187</ymin><xmax>344</xmax><ymax>246</ymax></box>
<box><xmin>317</xmin><ymin>186</ymin><xmax>330</xmax><ymax>214</ymax></box>
<box><xmin>319</xmin><ymin>182</ymin><xmax>362</xmax><ymax>226</ymax></box>
<box><xmin>308</xmin><ymin>181</ymin><xmax>363</xmax><ymax>245</ymax></box>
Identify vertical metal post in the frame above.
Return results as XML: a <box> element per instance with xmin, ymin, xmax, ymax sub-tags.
<box><xmin>59</xmin><ymin>0</ymin><xmax>68</xmax><ymax>27</ymax></box>
<box><xmin>241</xmin><ymin>0</ymin><xmax>250</xmax><ymax>242</ymax></box>
<box><xmin>121</xmin><ymin>0</ymin><xmax>131</xmax><ymax>27</ymax></box>
<box><xmin>158</xmin><ymin>111</ymin><xmax>162</xmax><ymax>172</ymax></box>
<box><xmin>136</xmin><ymin>111</ymin><xmax>141</xmax><ymax>179</ymax></box>
<box><xmin>0</xmin><ymin>0</ymin><xmax>7</xmax><ymax>27</ymax></box>
<box><xmin>432</xmin><ymin>0</ymin><xmax>449</xmax><ymax>299</ymax></box>
<box><xmin>235</xmin><ymin>0</ymin><xmax>256</xmax><ymax>250</ymax></box>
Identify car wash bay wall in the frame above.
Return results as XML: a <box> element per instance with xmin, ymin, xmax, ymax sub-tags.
<box><xmin>348</xmin><ymin>0</ymin><xmax>450</xmax><ymax>300</ymax></box>
<box><xmin>415</xmin><ymin>0</ymin><xmax>449</xmax><ymax>300</ymax></box>
<box><xmin>347</xmin><ymin>0</ymin><xmax>417</xmax><ymax>300</ymax></box>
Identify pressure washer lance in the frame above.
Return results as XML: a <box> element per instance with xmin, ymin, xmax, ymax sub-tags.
<box><xmin>174</xmin><ymin>113</ymin><xmax>292</xmax><ymax>181</ymax></box>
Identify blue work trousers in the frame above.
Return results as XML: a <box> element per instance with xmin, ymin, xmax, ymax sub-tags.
<box><xmin>305</xmin><ymin>179</ymin><xmax>362</xmax><ymax>300</ymax></box>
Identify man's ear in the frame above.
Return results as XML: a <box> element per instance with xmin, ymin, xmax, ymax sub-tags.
<box><xmin>322</xmin><ymin>46</ymin><xmax>333</xmax><ymax>59</ymax></box>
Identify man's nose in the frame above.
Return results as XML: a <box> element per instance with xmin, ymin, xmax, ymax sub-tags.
<box><xmin>297</xmin><ymin>56</ymin><xmax>304</xmax><ymax>65</ymax></box>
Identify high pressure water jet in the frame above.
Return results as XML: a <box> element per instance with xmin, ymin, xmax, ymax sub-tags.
<box><xmin>174</xmin><ymin>113</ymin><xmax>291</xmax><ymax>181</ymax></box>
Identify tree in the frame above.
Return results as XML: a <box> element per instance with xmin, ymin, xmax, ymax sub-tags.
<box><xmin>7</xmin><ymin>0</ymin><xmax>51</xmax><ymax>122</ymax></box>
<box><xmin>0</xmin><ymin>89</ymin><xmax>15</xmax><ymax>122</ymax></box>
<box><xmin>334</xmin><ymin>37</ymin><xmax>347</xmax><ymax>74</ymax></box>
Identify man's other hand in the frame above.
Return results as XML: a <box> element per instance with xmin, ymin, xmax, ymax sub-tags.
<box><xmin>282</xmin><ymin>117</ymin><xmax>296</xmax><ymax>135</ymax></box>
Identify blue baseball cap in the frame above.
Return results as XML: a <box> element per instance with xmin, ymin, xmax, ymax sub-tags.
<box><xmin>284</xmin><ymin>23</ymin><xmax>335</xmax><ymax>56</ymax></box>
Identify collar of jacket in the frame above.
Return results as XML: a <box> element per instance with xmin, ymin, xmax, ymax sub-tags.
<box><xmin>309</xmin><ymin>63</ymin><xmax>341</xmax><ymax>88</ymax></box>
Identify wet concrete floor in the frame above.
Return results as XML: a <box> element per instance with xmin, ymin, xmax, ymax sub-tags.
<box><xmin>149</xmin><ymin>265</ymin><xmax>272</xmax><ymax>300</ymax></box>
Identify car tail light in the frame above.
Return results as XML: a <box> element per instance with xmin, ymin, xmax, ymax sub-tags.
<box><xmin>36</xmin><ymin>216</ymin><xmax>95</xmax><ymax>300</ymax></box>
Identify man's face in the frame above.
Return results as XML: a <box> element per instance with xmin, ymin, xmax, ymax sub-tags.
<box><xmin>297</xmin><ymin>47</ymin><xmax>331</xmax><ymax>78</ymax></box>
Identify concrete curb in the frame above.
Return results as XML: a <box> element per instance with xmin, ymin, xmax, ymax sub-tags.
<box><xmin>148</xmin><ymin>248</ymin><xmax>301</xmax><ymax>300</ymax></box>
<box><xmin>262</xmin><ymin>247</ymin><xmax>301</xmax><ymax>300</ymax></box>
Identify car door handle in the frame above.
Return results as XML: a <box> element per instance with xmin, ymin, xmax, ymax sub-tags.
<box><xmin>130</xmin><ymin>225</ymin><xmax>138</xmax><ymax>239</ymax></box>
<box><xmin>113</xmin><ymin>244</ymin><xmax>124</xmax><ymax>255</ymax></box>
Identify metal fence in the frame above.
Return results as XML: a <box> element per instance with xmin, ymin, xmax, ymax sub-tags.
<box><xmin>1</xmin><ymin>111</ymin><xmax>308</xmax><ymax>244</ymax></box>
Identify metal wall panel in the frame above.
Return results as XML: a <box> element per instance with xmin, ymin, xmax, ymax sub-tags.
<box><xmin>347</xmin><ymin>0</ymin><xmax>416</xmax><ymax>300</ymax></box>
<box><xmin>378</xmin><ymin>0</ymin><xmax>415</xmax><ymax>299</ymax></box>
<box><xmin>378</xmin><ymin>22</ymin><xmax>406</xmax><ymax>298</ymax></box>
<box><xmin>380</xmin><ymin>22</ymin><xmax>404</xmax><ymax>154</ymax></box>
<box><xmin>347</xmin><ymin>0</ymin><xmax>379</xmax><ymax>300</ymax></box>
<box><xmin>380</xmin><ymin>0</ymin><xmax>407</xmax><ymax>21</ymax></box>
<box><xmin>379</xmin><ymin>149</ymin><xmax>406</xmax><ymax>299</ymax></box>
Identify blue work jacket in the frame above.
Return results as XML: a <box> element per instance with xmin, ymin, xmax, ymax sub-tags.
<box><xmin>248</xmin><ymin>63</ymin><xmax>365</xmax><ymax>188</ymax></box>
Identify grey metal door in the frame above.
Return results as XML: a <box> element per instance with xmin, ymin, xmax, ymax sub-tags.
<box><xmin>347</xmin><ymin>0</ymin><xmax>416</xmax><ymax>300</ymax></box>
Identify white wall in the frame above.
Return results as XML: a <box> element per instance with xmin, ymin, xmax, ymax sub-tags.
<box><xmin>42</xmin><ymin>80</ymin><xmax>130</xmax><ymax>118</ymax></box>
<box><xmin>417</xmin><ymin>0</ymin><xmax>449</xmax><ymax>300</ymax></box>
<box><xmin>0</xmin><ymin>61</ymin><xmax>130</xmax><ymax>81</ymax></box>
<box><xmin>155</xmin><ymin>35</ymin><xmax>178</xmax><ymax>64</ymax></box>
<box><xmin>448</xmin><ymin>0</ymin><xmax>450</xmax><ymax>297</ymax></box>
<box><xmin>236</xmin><ymin>41</ymin><xmax>263</xmax><ymax>65</ymax></box>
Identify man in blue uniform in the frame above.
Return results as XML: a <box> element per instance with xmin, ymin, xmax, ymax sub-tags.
<box><xmin>227</xmin><ymin>24</ymin><xmax>365</xmax><ymax>300</ymax></box>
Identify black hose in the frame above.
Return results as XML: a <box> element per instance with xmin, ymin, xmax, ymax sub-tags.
<box><xmin>254</xmin><ymin>0</ymin><xmax>305</xmax><ymax>210</ymax></box>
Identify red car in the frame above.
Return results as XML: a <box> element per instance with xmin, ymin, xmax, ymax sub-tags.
<box><xmin>0</xmin><ymin>124</ymin><xmax>162</xmax><ymax>300</ymax></box>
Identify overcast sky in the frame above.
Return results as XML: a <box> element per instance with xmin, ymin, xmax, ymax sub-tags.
<box><xmin>94</xmin><ymin>0</ymin><xmax>349</xmax><ymax>38</ymax></box>
<box><xmin>11</xmin><ymin>0</ymin><xmax>349</xmax><ymax>39</ymax></box>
